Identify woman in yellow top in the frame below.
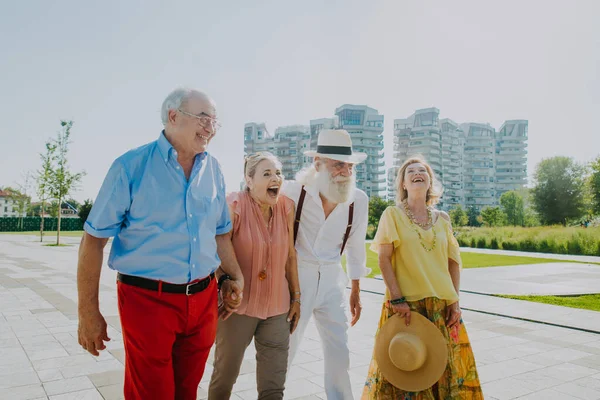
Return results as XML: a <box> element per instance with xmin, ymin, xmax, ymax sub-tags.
<box><xmin>363</xmin><ymin>157</ymin><xmax>483</xmax><ymax>399</ymax></box>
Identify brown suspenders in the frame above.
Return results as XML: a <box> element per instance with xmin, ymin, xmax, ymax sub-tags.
<box><xmin>293</xmin><ymin>185</ymin><xmax>355</xmax><ymax>255</ymax></box>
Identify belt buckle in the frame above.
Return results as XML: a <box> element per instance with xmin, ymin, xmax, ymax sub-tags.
<box><xmin>186</xmin><ymin>283</ymin><xmax>193</xmax><ymax>296</ymax></box>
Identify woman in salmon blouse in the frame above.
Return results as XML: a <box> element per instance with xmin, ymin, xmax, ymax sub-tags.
<box><xmin>363</xmin><ymin>157</ymin><xmax>483</xmax><ymax>399</ymax></box>
<box><xmin>208</xmin><ymin>152</ymin><xmax>300</xmax><ymax>400</ymax></box>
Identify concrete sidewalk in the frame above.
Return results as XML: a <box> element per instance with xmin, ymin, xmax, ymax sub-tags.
<box><xmin>1</xmin><ymin>234</ymin><xmax>599</xmax><ymax>399</ymax></box>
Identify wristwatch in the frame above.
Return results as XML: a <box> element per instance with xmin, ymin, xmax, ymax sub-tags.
<box><xmin>217</xmin><ymin>274</ymin><xmax>231</xmax><ymax>290</ymax></box>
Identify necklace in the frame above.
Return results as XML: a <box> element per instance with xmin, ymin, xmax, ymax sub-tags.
<box><xmin>402</xmin><ymin>200</ymin><xmax>437</xmax><ymax>252</ymax></box>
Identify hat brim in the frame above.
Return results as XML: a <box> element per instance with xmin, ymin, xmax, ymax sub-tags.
<box><xmin>304</xmin><ymin>150</ymin><xmax>367</xmax><ymax>164</ymax></box>
<box><xmin>374</xmin><ymin>313</ymin><xmax>448</xmax><ymax>392</ymax></box>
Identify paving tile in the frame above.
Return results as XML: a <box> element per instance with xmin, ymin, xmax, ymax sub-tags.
<box><xmin>43</xmin><ymin>376</ymin><xmax>95</xmax><ymax>396</ymax></box>
<box><xmin>98</xmin><ymin>384</ymin><xmax>124</xmax><ymax>400</ymax></box>
<box><xmin>520</xmin><ymin>348</ymin><xmax>594</xmax><ymax>367</ymax></box>
<box><xmin>517</xmin><ymin>388</ymin><xmax>582</xmax><ymax>399</ymax></box>
<box><xmin>49</xmin><ymin>388</ymin><xmax>103</xmax><ymax>399</ymax></box>
<box><xmin>477</xmin><ymin>358</ymin><xmax>544</xmax><ymax>383</ymax></box>
<box><xmin>0</xmin><ymin>370</ymin><xmax>40</xmax><ymax>389</ymax></box>
<box><xmin>87</xmin><ymin>370</ymin><xmax>123</xmax><ymax>388</ymax></box>
<box><xmin>536</xmin><ymin>362</ymin><xmax>599</xmax><ymax>382</ymax></box>
<box><xmin>0</xmin><ymin>383</ymin><xmax>46</xmax><ymax>400</ymax></box>
<box><xmin>552</xmin><ymin>381</ymin><xmax>600</xmax><ymax>400</ymax></box>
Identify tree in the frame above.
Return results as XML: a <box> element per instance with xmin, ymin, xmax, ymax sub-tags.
<box><xmin>448</xmin><ymin>204</ymin><xmax>468</xmax><ymax>227</ymax></box>
<box><xmin>531</xmin><ymin>156</ymin><xmax>586</xmax><ymax>225</ymax></box>
<box><xmin>5</xmin><ymin>186</ymin><xmax>31</xmax><ymax>230</ymax></box>
<box><xmin>589</xmin><ymin>156</ymin><xmax>600</xmax><ymax>215</ymax></box>
<box><xmin>47</xmin><ymin>121</ymin><xmax>85</xmax><ymax>245</ymax></box>
<box><xmin>36</xmin><ymin>139</ymin><xmax>57</xmax><ymax>242</ymax></box>
<box><xmin>500</xmin><ymin>191</ymin><xmax>525</xmax><ymax>226</ymax></box>
<box><xmin>78</xmin><ymin>199</ymin><xmax>93</xmax><ymax>224</ymax></box>
<box><xmin>467</xmin><ymin>206</ymin><xmax>481</xmax><ymax>227</ymax></box>
<box><xmin>368</xmin><ymin>196</ymin><xmax>394</xmax><ymax>232</ymax></box>
<box><xmin>480</xmin><ymin>206</ymin><xmax>505</xmax><ymax>227</ymax></box>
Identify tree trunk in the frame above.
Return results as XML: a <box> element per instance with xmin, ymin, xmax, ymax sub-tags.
<box><xmin>40</xmin><ymin>201</ymin><xmax>45</xmax><ymax>242</ymax></box>
<box><xmin>56</xmin><ymin>196</ymin><xmax>61</xmax><ymax>246</ymax></box>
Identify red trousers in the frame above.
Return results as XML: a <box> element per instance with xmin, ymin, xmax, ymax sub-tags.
<box><xmin>117</xmin><ymin>279</ymin><xmax>218</xmax><ymax>400</ymax></box>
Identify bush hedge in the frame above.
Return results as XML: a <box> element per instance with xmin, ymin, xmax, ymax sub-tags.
<box><xmin>0</xmin><ymin>217</ymin><xmax>83</xmax><ymax>232</ymax></box>
<box><xmin>455</xmin><ymin>226</ymin><xmax>600</xmax><ymax>256</ymax></box>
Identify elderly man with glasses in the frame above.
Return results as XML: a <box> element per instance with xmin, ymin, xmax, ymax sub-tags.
<box><xmin>77</xmin><ymin>88</ymin><xmax>244</xmax><ymax>400</ymax></box>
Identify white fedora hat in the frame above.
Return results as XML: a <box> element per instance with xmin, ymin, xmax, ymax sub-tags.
<box><xmin>304</xmin><ymin>129</ymin><xmax>367</xmax><ymax>164</ymax></box>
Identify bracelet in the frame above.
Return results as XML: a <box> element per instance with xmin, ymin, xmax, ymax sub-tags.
<box><xmin>291</xmin><ymin>298</ymin><xmax>301</xmax><ymax>305</ymax></box>
<box><xmin>389</xmin><ymin>297</ymin><xmax>406</xmax><ymax>305</ymax></box>
<box><xmin>292</xmin><ymin>291</ymin><xmax>301</xmax><ymax>296</ymax></box>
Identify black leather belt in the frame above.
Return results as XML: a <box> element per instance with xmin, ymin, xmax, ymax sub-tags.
<box><xmin>117</xmin><ymin>272</ymin><xmax>215</xmax><ymax>295</ymax></box>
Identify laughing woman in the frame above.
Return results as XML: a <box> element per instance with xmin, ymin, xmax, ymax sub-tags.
<box><xmin>208</xmin><ymin>152</ymin><xmax>301</xmax><ymax>400</ymax></box>
<box><xmin>363</xmin><ymin>157</ymin><xmax>483</xmax><ymax>399</ymax></box>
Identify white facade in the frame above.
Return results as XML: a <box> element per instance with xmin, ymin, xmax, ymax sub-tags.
<box><xmin>334</xmin><ymin>105</ymin><xmax>385</xmax><ymax>198</ymax></box>
<box><xmin>461</xmin><ymin>123</ymin><xmax>497</xmax><ymax>210</ymax></box>
<box><xmin>387</xmin><ymin>167</ymin><xmax>399</xmax><ymax>203</ymax></box>
<box><xmin>0</xmin><ymin>190</ymin><xmax>25</xmax><ymax>218</ymax></box>
<box><xmin>440</xmin><ymin>119</ymin><xmax>465</xmax><ymax>209</ymax></box>
<box><xmin>391</xmin><ymin>108</ymin><xmax>528</xmax><ymax>211</ymax></box>
<box><xmin>495</xmin><ymin>120</ymin><xmax>528</xmax><ymax>198</ymax></box>
<box><xmin>243</xmin><ymin>123</ymin><xmax>311</xmax><ymax>181</ymax></box>
<box><xmin>244</xmin><ymin>105</ymin><xmax>385</xmax><ymax>199</ymax></box>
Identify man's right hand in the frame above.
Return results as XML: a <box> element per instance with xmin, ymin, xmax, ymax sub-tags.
<box><xmin>218</xmin><ymin>279</ymin><xmax>243</xmax><ymax>320</ymax></box>
<box><xmin>78</xmin><ymin>310</ymin><xmax>111</xmax><ymax>356</ymax></box>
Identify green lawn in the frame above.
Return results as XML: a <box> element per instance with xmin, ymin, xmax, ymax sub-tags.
<box><xmin>0</xmin><ymin>231</ymin><xmax>84</xmax><ymax>237</ymax></box>
<box><xmin>499</xmin><ymin>294</ymin><xmax>600</xmax><ymax>312</ymax></box>
<box><xmin>345</xmin><ymin>244</ymin><xmax>591</xmax><ymax>278</ymax></box>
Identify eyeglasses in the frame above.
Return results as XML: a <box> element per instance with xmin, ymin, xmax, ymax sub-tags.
<box><xmin>177</xmin><ymin>109</ymin><xmax>222</xmax><ymax>131</ymax></box>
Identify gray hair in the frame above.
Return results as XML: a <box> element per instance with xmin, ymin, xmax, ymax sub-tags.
<box><xmin>244</xmin><ymin>152</ymin><xmax>283</xmax><ymax>191</ymax></box>
<box><xmin>160</xmin><ymin>88</ymin><xmax>213</xmax><ymax>126</ymax></box>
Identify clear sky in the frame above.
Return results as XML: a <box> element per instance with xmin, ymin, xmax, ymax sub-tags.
<box><xmin>1</xmin><ymin>1</ymin><xmax>598</xmax><ymax>202</ymax></box>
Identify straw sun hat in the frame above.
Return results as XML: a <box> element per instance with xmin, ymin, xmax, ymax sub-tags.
<box><xmin>374</xmin><ymin>313</ymin><xmax>448</xmax><ymax>392</ymax></box>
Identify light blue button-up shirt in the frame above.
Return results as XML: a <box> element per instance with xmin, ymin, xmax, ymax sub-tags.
<box><xmin>84</xmin><ymin>131</ymin><xmax>231</xmax><ymax>284</ymax></box>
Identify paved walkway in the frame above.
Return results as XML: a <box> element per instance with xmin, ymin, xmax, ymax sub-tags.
<box><xmin>460</xmin><ymin>262</ymin><xmax>600</xmax><ymax>296</ymax></box>
<box><xmin>1</xmin><ymin>234</ymin><xmax>599</xmax><ymax>399</ymax></box>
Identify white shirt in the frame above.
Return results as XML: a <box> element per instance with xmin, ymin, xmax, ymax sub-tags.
<box><xmin>282</xmin><ymin>181</ymin><xmax>370</xmax><ymax>280</ymax></box>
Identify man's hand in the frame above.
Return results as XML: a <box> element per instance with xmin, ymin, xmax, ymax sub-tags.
<box><xmin>78</xmin><ymin>310</ymin><xmax>110</xmax><ymax>356</ymax></box>
<box><xmin>287</xmin><ymin>301</ymin><xmax>301</xmax><ymax>334</ymax></box>
<box><xmin>349</xmin><ymin>289</ymin><xmax>362</xmax><ymax>327</ymax></box>
<box><xmin>218</xmin><ymin>279</ymin><xmax>243</xmax><ymax>320</ymax></box>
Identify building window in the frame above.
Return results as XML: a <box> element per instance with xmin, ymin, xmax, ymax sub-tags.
<box><xmin>337</xmin><ymin>109</ymin><xmax>364</xmax><ymax>126</ymax></box>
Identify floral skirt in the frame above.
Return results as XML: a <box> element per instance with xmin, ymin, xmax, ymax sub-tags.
<box><xmin>362</xmin><ymin>297</ymin><xmax>484</xmax><ymax>399</ymax></box>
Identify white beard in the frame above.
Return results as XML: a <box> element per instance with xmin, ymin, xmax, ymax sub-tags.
<box><xmin>295</xmin><ymin>164</ymin><xmax>356</xmax><ymax>204</ymax></box>
<box><xmin>316</xmin><ymin>170</ymin><xmax>356</xmax><ymax>204</ymax></box>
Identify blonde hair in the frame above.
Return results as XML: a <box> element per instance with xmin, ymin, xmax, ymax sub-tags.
<box><xmin>243</xmin><ymin>152</ymin><xmax>282</xmax><ymax>191</ymax></box>
<box><xmin>395</xmin><ymin>156</ymin><xmax>442</xmax><ymax>206</ymax></box>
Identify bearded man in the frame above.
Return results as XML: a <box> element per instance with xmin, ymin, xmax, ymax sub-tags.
<box><xmin>282</xmin><ymin>129</ymin><xmax>370</xmax><ymax>400</ymax></box>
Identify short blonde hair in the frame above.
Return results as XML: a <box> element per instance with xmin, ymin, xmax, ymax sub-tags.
<box><xmin>395</xmin><ymin>156</ymin><xmax>442</xmax><ymax>206</ymax></box>
<box><xmin>243</xmin><ymin>152</ymin><xmax>282</xmax><ymax>191</ymax></box>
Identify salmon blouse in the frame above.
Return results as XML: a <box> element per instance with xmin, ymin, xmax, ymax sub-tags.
<box><xmin>227</xmin><ymin>191</ymin><xmax>294</xmax><ymax>319</ymax></box>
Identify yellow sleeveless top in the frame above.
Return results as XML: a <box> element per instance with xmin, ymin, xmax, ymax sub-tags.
<box><xmin>370</xmin><ymin>206</ymin><xmax>461</xmax><ymax>304</ymax></box>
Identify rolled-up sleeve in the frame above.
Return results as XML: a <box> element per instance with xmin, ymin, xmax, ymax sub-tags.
<box><xmin>84</xmin><ymin>159</ymin><xmax>131</xmax><ymax>238</ymax></box>
<box><xmin>215</xmin><ymin>167</ymin><xmax>232</xmax><ymax>235</ymax></box>
<box><xmin>345</xmin><ymin>191</ymin><xmax>370</xmax><ymax>280</ymax></box>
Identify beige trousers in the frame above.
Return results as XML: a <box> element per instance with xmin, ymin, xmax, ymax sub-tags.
<box><xmin>208</xmin><ymin>312</ymin><xmax>290</xmax><ymax>400</ymax></box>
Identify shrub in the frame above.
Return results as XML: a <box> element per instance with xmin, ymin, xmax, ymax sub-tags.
<box><xmin>490</xmin><ymin>238</ymin><xmax>500</xmax><ymax>249</ymax></box>
<box><xmin>502</xmin><ymin>240</ymin><xmax>518</xmax><ymax>250</ymax></box>
<box><xmin>470</xmin><ymin>238</ymin><xmax>477</xmax><ymax>248</ymax></box>
<box><xmin>476</xmin><ymin>238</ymin><xmax>487</xmax><ymax>248</ymax></box>
<box><xmin>518</xmin><ymin>238</ymin><xmax>538</xmax><ymax>253</ymax></box>
<box><xmin>567</xmin><ymin>239</ymin><xmax>583</xmax><ymax>255</ymax></box>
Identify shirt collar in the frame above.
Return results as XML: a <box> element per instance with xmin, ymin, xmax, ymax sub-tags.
<box><xmin>157</xmin><ymin>130</ymin><xmax>174</xmax><ymax>164</ymax></box>
<box><xmin>157</xmin><ymin>130</ymin><xmax>208</xmax><ymax>164</ymax></box>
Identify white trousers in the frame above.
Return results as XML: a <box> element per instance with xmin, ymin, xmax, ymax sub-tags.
<box><xmin>288</xmin><ymin>261</ymin><xmax>354</xmax><ymax>400</ymax></box>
